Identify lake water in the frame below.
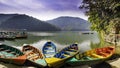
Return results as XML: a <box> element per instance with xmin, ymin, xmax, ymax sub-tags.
<box><xmin>0</xmin><ymin>31</ymin><xmax>113</xmax><ymax>68</ymax></box>
<box><xmin>0</xmin><ymin>31</ymin><xmax>99</xmax><ymax>52</ymax></box>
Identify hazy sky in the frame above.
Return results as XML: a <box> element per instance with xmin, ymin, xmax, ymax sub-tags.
<box><xmin>0</xmin><ymin>0</ymin><xmax>88</xmax><ymax>20</ymax></box>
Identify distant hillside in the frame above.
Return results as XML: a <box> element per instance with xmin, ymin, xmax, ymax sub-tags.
<box><xmin>0</xmin><ymin>14</ymin><xmax>18</xmax><ymax>24</ymax></box>
<box><xmin>47</xmin><ymin>16</ymin><xmax>90</xmax><ymax>31</ymax></box>
<box><xmin>0</xmin><ymin>14</ymin><xmax>61</xmax><ymax>31</ymax></box>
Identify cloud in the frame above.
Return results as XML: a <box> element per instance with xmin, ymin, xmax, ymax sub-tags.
<box><xmin>0</xmin><ymin>0</ymin><xmax>82</xmax><ymax>11</ymax></box>
<box><xmin>0</xmin><ymin>0</ymin><xmax>88</xmax><ymax>20</ymax></box>
<box><xmin>0</xmin><ymin>0</ymin><xmax>45</xmax><ymax>11</ymax></box>
<box><xmin>39</xmin><ymin>0</ymin><xmax>82</xmax><ymax>11</ymax></box>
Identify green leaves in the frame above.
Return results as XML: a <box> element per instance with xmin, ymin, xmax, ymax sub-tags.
<box><xmin>81</xmin><ymin>0</ymin><xmax>120</xmax><ymax>34</ymax></box>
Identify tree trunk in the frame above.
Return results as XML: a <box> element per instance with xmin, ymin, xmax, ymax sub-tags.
<box><xmin>98</xmin><ymin>30</ymin><xmax>105</xmax><ymax>47</ymax></box>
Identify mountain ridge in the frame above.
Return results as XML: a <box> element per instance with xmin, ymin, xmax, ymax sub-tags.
<box><xmin>0</xmin><ymin>14</ymin><xmax>90</xmax><ymax>31</ymax></box>
<box><xmin>0</xmin><ymin>14</ymin><xmax>61</xmax><ymax>31</ymax></box>
<box><xmin>47</xmin><ymin>16</ymin><xmax>90</xmax><ymax>31</ymax></box>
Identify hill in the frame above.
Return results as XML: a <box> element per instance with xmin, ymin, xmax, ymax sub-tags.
<box><xmin>0</xmin><ymin>14</ymin><xmax>61</xmax><ymax>31</ymax></box>
<box><xmin>0</xmin><ymin>14</ymin><xmax>18</xmax><ymax>24</ymax></box>
<box><xmin>47</xmin><ymin>16</ymin><xmax>90</xmax><ymax>31</ymax></box>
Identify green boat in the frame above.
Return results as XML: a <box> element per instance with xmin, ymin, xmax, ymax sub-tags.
<box><xmin>0</xmin><ymin>44</ymin><xmax>27</xmax><ymax>65</ymax></box>
<box><xmin>66</xmin><ymin>46</ymin><xmax>115</xmax><ymax>66</ymax></box>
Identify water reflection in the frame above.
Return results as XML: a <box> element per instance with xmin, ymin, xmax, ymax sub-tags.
<box><xmin>0</xmin><ymin>31</ymin><xmax>99</xmax><ymax>52</ymax></box>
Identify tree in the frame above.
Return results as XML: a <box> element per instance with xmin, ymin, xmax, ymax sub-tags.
<box><xmin>80</xmin><ymin>0</ymin><xmax>120</xmax><ymax>46</ymax></box>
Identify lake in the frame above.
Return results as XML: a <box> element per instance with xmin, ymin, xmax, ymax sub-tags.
<box><xmin>0</xmin><ymin>31</ymin><xmax>99</xmax><ymax>52</ymax></box>
<box><xmin>0</xmin><ymin>31</ymin><xmax>113</xmax><ymax>68</ymax></box>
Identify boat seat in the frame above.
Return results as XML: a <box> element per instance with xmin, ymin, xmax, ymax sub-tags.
<box><xmin>108</xmin><ymin>47</ymin><xmax>114</xmax><ymax>50</ymax></box>
<box><xmin>91</xmin><ymin>53</ymin><xmax>104</xmax><ymax>58</ymax></box>
<box><xmin>24</xmin><ymin>50</ymin><xmax>33</xmax><ymax>54</ymax></box>
<box><xmin>0</xmin><ymin>48</ymin><xmax>4</xmax><ymax>50</ymax></box>
<box><xmin>24</xmin><ymin>47</ymin><xmax>31</xmax><ymax>51</ymax></box>
<box><xmin>105</xmin><ymin>50</ymin><xmax>111</xmax><ymax>54</ymax></box>
<box><xmin>27</xmin><ymin>53</ymin><xmax>38</xmax><ymax>59</ymax></box>
<box><xmin>64</xmin><ymin>51</ymin><xmax>70</xmax><ymax>55</ymax></box>
<box><xmin>67</xmin><ymin>49</ymin><xmax>76</xmax><ymax>52</ymax></box>
<box><xmin>15</xmin><ymin>54</ymin><xmax>20</xmax><ymax>57</ymax></box>
<box><xmin>10</xmin><ymin>51</ymin><xmax>16</xmax><ymax>54</ymax></box>
<box><xmin>97</xmin><ymin>52</ymin><xmax>108</xmax><ymax>57</ymax></box>
<box><xmin>60</xmin><ymin>55</ymin><xmax>66</xmax><ymax>58</ymax></box>
<box><xmin>0</xmin><ymin>48</ymin><xmax>5</xmax><ymax>51</ymax></box>
<box><xmin>33</xmin><ymin>56</ymin><xmax>39</xmax><ymax>60</ymax></box>
<box><xmin>83</xmin><ymin>56</ymin><xmax>93</xmax><ymax>60</ymax></box>
<box><xmin>63</xmin><ymin>54</ymin><xmax>70</xmax><ymax>57</ymax></box>
<box><xmin>4</xmin><ymin>50</ymin><xmax>11</xmax><ymax>52</ymax></box>
<box><xmin>54</xmin><ymin>53</ymin><xmax>62</xmax><ymax>58</ymax></box>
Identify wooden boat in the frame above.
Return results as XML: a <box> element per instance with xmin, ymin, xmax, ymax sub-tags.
<box><xmin>15</xmin><ymin>31</ymin><xmax>27</xmax><ymax>38</ymax></box>
<box><xmin>22</xmin><ymin>45</ymin><xmax>47</xmax><ymax>67</ymax></box>
<box><xmin>66</xmin><ymin>46</ymin><xmax>115</xmax><ymax>66</ymax></box>
<box><xmin>0</xmin><ymin>32</ymin><xmax>16</xmax><ymax>40</ymax></box>
<box><xmin>42</xmin><ymin>41</ymin><xmax>56</xmax><ymax>58</ymax></box>
<box><xmin>0</xmin><ymin>44</ymin><xmax>27</xmax><ymax>65</ymax></box>
<box><xmin>45</xmin><ymin>43</ymin><xmax>79</xmax><ymax>68</ymax></box>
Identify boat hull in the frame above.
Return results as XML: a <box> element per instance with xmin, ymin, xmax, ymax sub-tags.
<box><xmin>22</xmin><ymin>45</ymin><xmax>47</xmax><ymax>67</ymax></box>
<box><xmin>45</xmin><ymin>43</ymin><xmax>79</xmax><ymax>68</ymax></box>
<box><xmin>66</xmin><ymin>57</ymin><xmax>104</xmax><ymax>66</ymax></box>
<box><xmin>0</xmin><ymin>44</ymin><xmax>27</xmax><ymax>65</ymax></box>
<box><xmin>66</xmin><ymin>46</ymin><xmax>115</xmax><ymax>66</ymax></box>
<box><xmin>42</xmin><ymin>41</ymin><xmax>56</xmax><ymax>58</ymax></box>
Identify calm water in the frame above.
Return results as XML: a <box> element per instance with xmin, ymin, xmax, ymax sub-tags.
<box><xmin>0</xmin><ymin>31</ymin><xmax>112</xmax><ymax>68</ymax></box>
<box><xmin>0</xmin><ymin>31</ymin><xmax>99</xmax><ymax>52</ymax></box>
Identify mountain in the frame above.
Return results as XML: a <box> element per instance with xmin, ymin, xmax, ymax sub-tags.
<box><xmin>0</xmin><ymin>14</ymin><xmax>61</xmax><ymax>31</ymax></box>
<box><xmin>47</xmin><ymin>16</ymin><xmax>90</xmax><ymax>31</ymax></box>
<box><xmin>0</xmin><ymin>14</ymin><xmax>18</xmax><ymax>24</ymax></box>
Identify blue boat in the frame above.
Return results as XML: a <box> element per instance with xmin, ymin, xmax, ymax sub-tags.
<box><xmin>45</xmin><ymin>43</ymin><xmax>79</xmax><ymax>68</ymax></box>
<box><xmin>42</xmin><ymin>41</ymin><xmax>56</xmax><ymax>58</ymax></box>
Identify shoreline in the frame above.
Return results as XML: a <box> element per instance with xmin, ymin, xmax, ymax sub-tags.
<box><xmin>0</xmin><ymin>60</ymin><xmax>116</xmax><ymax>68</ymax></box>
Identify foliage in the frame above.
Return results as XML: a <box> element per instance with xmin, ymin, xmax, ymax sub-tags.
<box><xmin>90</xmin><ymin>41</ymin><xmax>101</xmax><ymax>49</ymax></box>
<box><xmin>80</xmin><ymin>0</ymin><xmax>120</xmax><ymax>33</ymax></box>
<box><xmin>80</xmin><ymin>0</ymin><xmax>120</xmax><ymax>46</ymax></box>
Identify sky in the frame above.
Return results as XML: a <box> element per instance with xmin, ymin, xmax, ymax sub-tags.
<box><xmin>0</xmin><ymin>0</ymin><xmax>88</xmax><ymax>21</ymax></box>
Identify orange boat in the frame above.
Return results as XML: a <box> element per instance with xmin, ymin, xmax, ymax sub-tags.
<box><xmin>22</xmin><ymin>45</ymin><xmax>47</xmax><ymax>67</ymax></box>
<box><xmin>0</xmin><ymin>44</ymin><xmax>27</xmax><ymax>65</ymax></box>
<box><xmin>67</xmin><ymin>46</ymin><xmax>115</xmax><ymax>66</ymax></box>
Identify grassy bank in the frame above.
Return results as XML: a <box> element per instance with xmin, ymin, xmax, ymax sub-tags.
<box><xmin>90</xmin><ymin>42</ymin><xmax>120</xmax><ymax>55</ymax></box>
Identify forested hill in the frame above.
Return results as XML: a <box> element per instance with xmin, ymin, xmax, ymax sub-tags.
<box><xmin>47</xmin><ymin>16</ymin><xmax>90</xmax><ymax>31</ymax></box>
<box><xmin>0</xmin><ymin>14</ymin><xmax>18</xmax><ymax>24</ymax></box>
<box><xmin>0</xmin><ymin>14</ymin><xmax>61</xmax><ymax>31</ymax></box>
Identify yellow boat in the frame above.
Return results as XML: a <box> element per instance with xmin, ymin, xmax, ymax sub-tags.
<box><xmin>66</xmin><ymin>46</ymin><xmax>115</xmax><ymax>66</ymax></box>
<box><xmin>45</xmin><ymin>43</ymin><xmax>79</xmax><ymax>68</ymax></box>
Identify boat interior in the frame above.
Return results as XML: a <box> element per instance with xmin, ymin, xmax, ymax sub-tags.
<box><xmin>0</xmin><ymin>45</ymin><xmax>23</xmax><ymax>58</ymax></box>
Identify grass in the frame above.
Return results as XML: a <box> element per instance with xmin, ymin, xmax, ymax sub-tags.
<box><xmin>90</xmin><ymin>42</ymin><xmax>101</xmax><ymax>49</ymax></box>
<box><xmin>90</xmin><ymin>41</ymin><xmax>112</xmax><ymax>49</ymax></box>
<box><xmin>115</xmin><ymin>46</ymin><xmax>120</xmax><ymax>55</ymax></box>
<box><xmin>90</xmin><ymin>41</ymin><xmax>120</xmax><ymax>55</ymax></box>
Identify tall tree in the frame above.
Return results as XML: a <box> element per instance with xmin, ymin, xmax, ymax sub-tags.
<box><xmin>80</xmin><ymin>0</ymin><xmax>120</xmax><ymax>46</ymax></box>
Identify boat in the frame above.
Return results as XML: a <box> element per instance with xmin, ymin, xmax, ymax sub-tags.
<box><xmin>0</xmin><ymin>32</ymin><xmax>16</xmax><ymax>40</ymax></box>
<box><xmin>45</xmin><ymin>43</ymin><xmax>79</xmax><ymax>68</ymax></box>
<box><xmin>22</xmin><ymin>45</ymin><xmax>47</xmax><ymax>67</ymax></box>
<box><xmin>66</xmin><ymin>46</ymin><xmax>115</xmax><ymax>66</ymax></box>
<box><xmin>42</xmin><ymin>41</ymin><xmax>56</xmax><ymax>58</ymax></box>
<box><xmin>15</xmin><ymin>31</ymin><xmax>27</xmax><ymax>38</ymax></box>
<box><xmin>0</xmin><ymin>44</ymin><xmax>27</xmax><ymax>65</ymax></box>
